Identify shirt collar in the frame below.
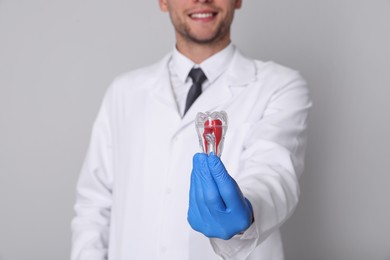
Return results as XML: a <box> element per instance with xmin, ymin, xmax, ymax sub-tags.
<box><xmin>171</xmin><ymin>43</ymin><xmax>235</xmax><ymax>84</ymax></box>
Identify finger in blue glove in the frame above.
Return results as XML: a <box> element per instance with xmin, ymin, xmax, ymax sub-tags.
<box><xmin>187</xmin><ymin>153</ymin><xmax>253</xmax><ymax>240</ymax></box>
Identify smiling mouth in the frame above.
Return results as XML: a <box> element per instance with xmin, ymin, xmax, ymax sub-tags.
<box><xmin>189</xmin><ymin>12</ymin><xmax>217</xmax><ymax>19</ymax></box>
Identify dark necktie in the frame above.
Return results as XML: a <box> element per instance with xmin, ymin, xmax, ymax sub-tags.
<box><xmin>184</xmin><ymin>68</ymin><xmax>207</xmax><ymax>115</ymax></box>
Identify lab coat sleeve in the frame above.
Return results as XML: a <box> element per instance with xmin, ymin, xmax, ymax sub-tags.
<box><xmin>210</xmin><ymin>71</ymin><xmax>312</xmax><ymax>259</ymax></box>
<box><xmin>71</xmin><ymin>87</ymin><xmax>115</xmax><ymax>260</ymax></box>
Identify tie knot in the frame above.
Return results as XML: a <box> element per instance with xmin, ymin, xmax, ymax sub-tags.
<box><xmin>189</xmin><ymin>68</ymin><xmax>207</xmax><ymax>85</ymax></box>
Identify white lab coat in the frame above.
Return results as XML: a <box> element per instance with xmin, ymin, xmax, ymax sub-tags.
<box><xmin>71</xmin><ymin>49</ymin><xmax>311</xmax><ymax>260</ymax></box>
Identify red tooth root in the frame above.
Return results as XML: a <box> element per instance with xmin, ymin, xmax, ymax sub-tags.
<box><xmin>203</xmin><ymin>119</ymin><xmax>223</xmax><ymax>155</ymax></box>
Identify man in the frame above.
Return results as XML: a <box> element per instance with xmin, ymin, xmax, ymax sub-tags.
<box><xmin>71</xmin><ymin>0</ymin><xmax>311</xmax><ymax>259</ymax></box>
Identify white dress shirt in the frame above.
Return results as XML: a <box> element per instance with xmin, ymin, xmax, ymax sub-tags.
<box><xmin>168</xmin><ymin>43</ymin><xmax>235</xmax><ymax>117</ymax></box>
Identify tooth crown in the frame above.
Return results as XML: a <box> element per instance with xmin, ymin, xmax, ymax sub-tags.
<box><xmin>195</xmin><ymin>111</ymin><xmax>228</xmax><ymax>157</ymax></box>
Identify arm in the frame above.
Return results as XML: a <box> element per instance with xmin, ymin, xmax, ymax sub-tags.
<box><xmin>189</xmin><ymin>70</ymin><xmax>311</xmax><ymax>259</ymax></box>
<box><xmin>71</xmin><ymin>89</ymin><xmax>114</xmax><ymax>260</ymax></box>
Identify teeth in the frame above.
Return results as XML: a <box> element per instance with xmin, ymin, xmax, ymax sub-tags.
<box><xmin>191</xmin><ymin>13</ymin><xmax>213</xmax><ymax>18</ymax></box>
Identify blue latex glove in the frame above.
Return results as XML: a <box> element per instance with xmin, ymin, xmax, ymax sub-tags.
<box><xmin>187</xmin><ymin>153</ymin><xmax>253</xmax><ymax>240</ymax></box>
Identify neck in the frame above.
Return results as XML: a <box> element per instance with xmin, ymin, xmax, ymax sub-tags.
<box><xmin>175</xmin><ymin>36</ymin><xmax>231</xmax><ymax>64</ymax></box>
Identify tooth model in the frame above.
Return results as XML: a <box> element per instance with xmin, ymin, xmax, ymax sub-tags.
<box><xmin>195</xmin><ymin>111</ymin><xmax>228</xmax><ymax>157</ymax></box>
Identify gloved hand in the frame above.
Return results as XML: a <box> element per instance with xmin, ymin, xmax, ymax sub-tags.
<box><xmin>187</xmin><ymin>153</ymin><xmax>253</xmax><ymax>240</ymax></box>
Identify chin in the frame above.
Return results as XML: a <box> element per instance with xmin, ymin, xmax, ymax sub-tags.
<box><xmin>187</xmin><ymin>33</ymin><xmax>224</xmax><ymax>45</ymax></box>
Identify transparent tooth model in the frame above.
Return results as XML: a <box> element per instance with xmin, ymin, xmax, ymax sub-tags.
<box><xmin>195</xmin><ymin>111</ymin><xmax>228</xmax><ymax>157</ymax></box>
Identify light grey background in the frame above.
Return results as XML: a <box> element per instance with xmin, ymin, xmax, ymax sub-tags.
<box><xmin>0</xmin><ymin>1</ymin><xmax>389</xmax><ymax>260</ymax></box>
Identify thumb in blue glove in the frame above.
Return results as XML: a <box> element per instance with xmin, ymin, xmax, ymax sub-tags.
<box><xmin>187</xmin><ymin>153</ymin><xmax>253</xmax><ymax>240</ymax></box>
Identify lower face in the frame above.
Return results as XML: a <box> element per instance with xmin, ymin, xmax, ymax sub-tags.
<box><xmin>166</xmin><ymin>1</ymin><xmax>239</xmax><ymax>46</ymax></box>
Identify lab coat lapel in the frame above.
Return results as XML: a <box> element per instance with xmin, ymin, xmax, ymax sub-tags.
<box><xmin>177</xmin><ymin>50</ymin><xmax>257</xmax><ymax>133</ymax></box>
<box><xmin>181</xmin><ymin>79</ymin><xmax>232</xmax><ymax>125</ymax></box>
<box><xmin>150</xmin><ymin>54</ymin><xmax>179</xmax><ymax>115</ymax></box>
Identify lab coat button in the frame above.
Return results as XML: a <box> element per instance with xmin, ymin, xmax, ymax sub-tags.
<box><xmin>161</xmin><ymin>247</ymin><xmax>167</xmax><ymax>253</ymax></box>
<box><xmin>166</xmin><ymin>188</ymin><xmax>172</xmax><ymax>195</ymax></box>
